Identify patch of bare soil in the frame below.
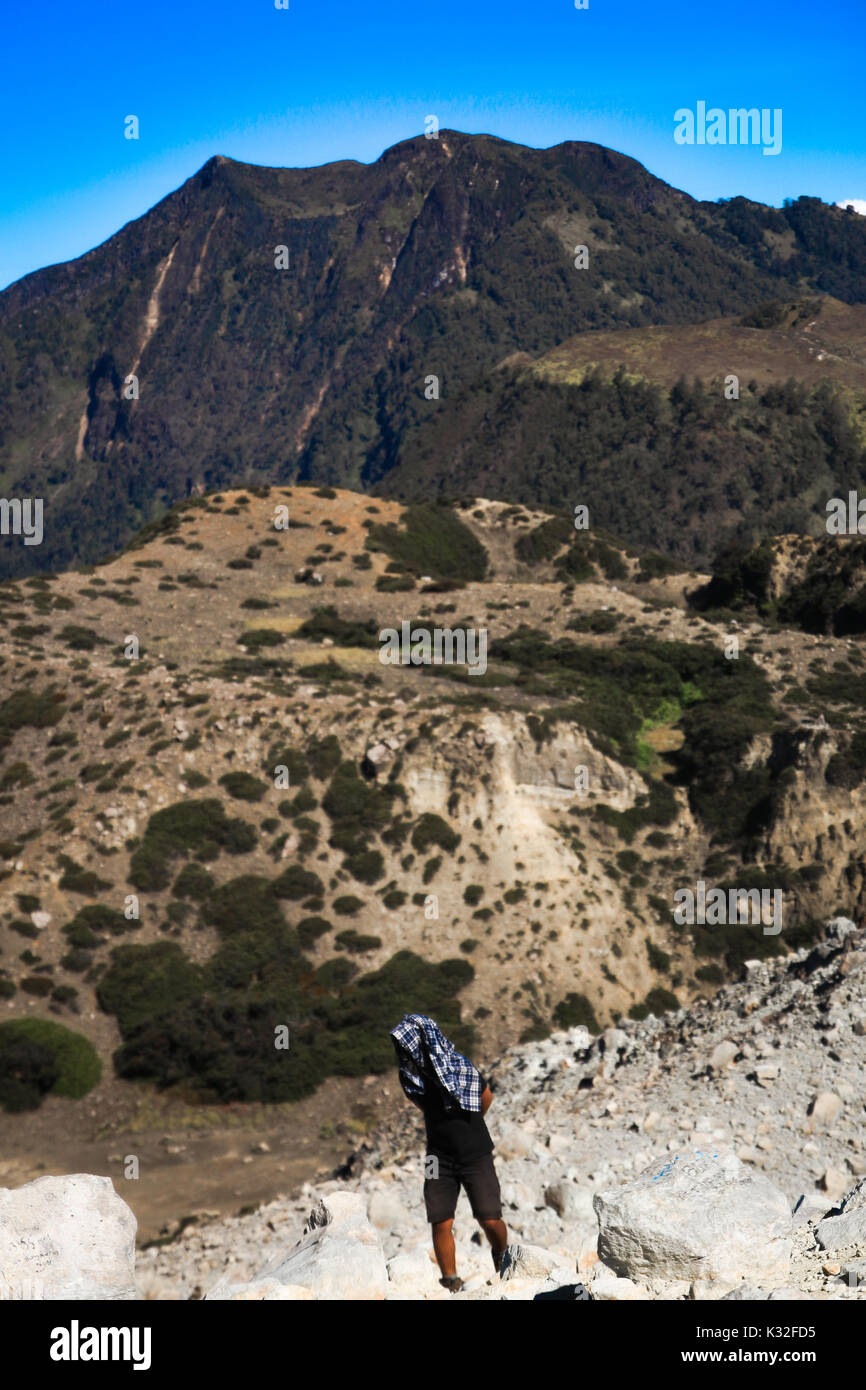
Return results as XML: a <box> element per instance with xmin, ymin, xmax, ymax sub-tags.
<box><xmin>0</xmin><ymin>1073</ymin><xmax>394</xmax><ymax>1245</ymax></box>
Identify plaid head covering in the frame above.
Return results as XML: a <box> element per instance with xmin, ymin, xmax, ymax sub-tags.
<box><xmin>390</xmin><ymin>1013</ymin><xmax>482</xmax><ymax>1112</ymax></box>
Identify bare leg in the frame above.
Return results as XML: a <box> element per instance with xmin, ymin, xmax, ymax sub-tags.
<box><xmin>431</xmin><ymin>1218</ymin><xmax>457</xmax><ymax>1277</ymax></box>
<box><xmin>478</xmin><ymin>1216</ymin><xmax>508</xmax><ymax>1270</ymax></box>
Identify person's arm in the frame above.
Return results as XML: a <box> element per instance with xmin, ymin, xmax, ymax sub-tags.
<box><xmin>480</xmin><ymin>1085</ymin><xmax>493</xmax><ymax>1116</ymax></box>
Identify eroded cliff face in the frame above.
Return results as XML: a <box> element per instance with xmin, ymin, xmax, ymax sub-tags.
<box><xmin>368</xmin><ymin>708</ymin><xmax>664</xmax><ymax>1046</ymax></box>
<box><xmin>764</xmin><ymin>723</ymin><xmax>866</xmax><ymax>923</ymax></box>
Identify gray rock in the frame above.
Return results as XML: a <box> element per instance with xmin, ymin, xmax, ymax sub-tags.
<box><xmin>825</xmin><ymin>916</ymin><xmax>858</xmax><ymax>945</ymax></box>
<box><xmin>816</xmin><ymin>1178</ymin><xmax>866</xmax><ymax>1251</ymax></box>
<box><xmin>689</xmin><ymin>1279</ymin><xmax>738</xmax><ymax>1300</ymax></box>
<box><xmin>363</xmin><ymin>743</ymin><xmax>393</xmax><ymax>774</ymax></box>
<box><xmin>590</xmin><ymin>1274</ymin><xmax>648</xmax><ymax>1300</ymax></box>
<box><xmin>819</xmin><ymin>1167</ymin><xmax>849</xmax><ymax>1203</ymax></box>
<box><xmin>206</xmin><ymin>1191</ymin><xmax>387</xmax><ymax>1300</ymax></box>
<box><xmin>499</xmin><ymin>1243</ymin><xmax>570</xmax><ymax>1282</ymax></box>
<box><xmin>809</xmin><ymin>1092</ymin><xmax>842</xmax><ymax>1127</ymax></box>
<box><xmin>709</xmin><ymin>1040</ymin><xmax>738</xmax><ymax>1071</ymax></box>
<box><xmin>792</xmin><ymin>1192</ymin><xmax>831</xmax><ymax>1227</ymax></box>
<box><xmin>594</xmin><ymin>1150</ymin><xmax>791</xmax><ymax>1284</ymax></box>
<box><xmin>723</xmin><ymin>1286</ymin><xmax>810</xmax><ymax>1301</ymax></box>
<box><xmin>367</xmin><ymin>1188</ymin><xmax>405</xmax><ymax>1233</ymax></box>
<box><xmin>839</xmin><ymin>1258</ymin><xmax>866</xmax><ymax>1290</ymax></box>
<box><xmin>0</xmin><ymin>1174</ymin><xmax>137</xmax><ymax>1300</ymax></box>
<box><xmin>543</xmin><ymin>1182</ymin><xmax>576</xmax><ymax>1218</ymax></box>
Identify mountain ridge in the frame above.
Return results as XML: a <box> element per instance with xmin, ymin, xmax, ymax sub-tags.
<box><xmin>3</xmin><ymin>131</ymin><xmax>866</xmax><ymax>579</ymax></box>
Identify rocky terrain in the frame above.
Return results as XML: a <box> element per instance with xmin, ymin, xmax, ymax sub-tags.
<box><xmin>3</xmin><ymin>912</ymin><xmax>865</xmax><ymax>1301</ymax></box>
<box><xmin>134</xmin><ymin>913</ymin><xmax>866</xmax><ymax>1300</ymax></box>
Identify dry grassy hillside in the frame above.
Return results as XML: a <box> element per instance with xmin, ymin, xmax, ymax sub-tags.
<box><xmin>2</xmin><ymin>484</ymin><xmax>866</xmax><ymax>1132</ymax></box>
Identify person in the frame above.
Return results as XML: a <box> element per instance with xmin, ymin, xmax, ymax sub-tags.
<box><xmin>390</xmin><ymin>1013</ymin><xmax>507</xmax><ymax>1293</ymax></box>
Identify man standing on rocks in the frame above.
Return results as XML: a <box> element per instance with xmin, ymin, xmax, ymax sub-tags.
<box><xmin>391</xmin><ymin>1013</ymin><xmax>507</xmax><ymax>1293</ymax></box>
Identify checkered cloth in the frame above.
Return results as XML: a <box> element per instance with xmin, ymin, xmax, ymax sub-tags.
<box><xmin>390</xmin><ymin>1014</ymin><xmax>482</xmax><ymax>1112</ymax></box>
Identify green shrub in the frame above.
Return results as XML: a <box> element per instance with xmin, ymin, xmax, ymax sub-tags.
<box><xmin>219</xmin><ymin>771</ymin><xmax>269</xmax><ymax>802</ymax></box>
<box><xmin>272</xmin><ymin>864</ymin><xmax>324</xmax><ymax>900</ymax></box>
<box><xmin>638</xmin><ymin>552</ymin><xmax>685</xmax><ymax>581</ymax></box>
<box><xmin>335</xmin><ymin>929</ymin><xmax>382</xmax><ymax>953</ymax></box>
<box><xmin>60</xmin><ymin>948</ymin><xmax>93</xmax><ymax>973</ymax></box>
<box><xmin>0</xmin><ymin>1018</ymin><xmax>101</xmax><ymax>1107</ymax></box>
<box><xmin>51</xmin><ymin>984</ymin><xmax>79</xmax><ymax>1007</ymax></box>
<box><xmin>411</xmin><ymin>812</ymin><xmax>460</xmax><ymax>854</ymax></box>
<box><xmin>695</xmin><ymin>963</ymin><xmax>725</xmax><ymax>985</ymax></box>
<box><xmin>593</xmin><ymin>541</ymin><xmax>629</xmax><ymax>581</ymax></box>
<box><xmin>321</xmin><ymin>760</ymin><xmax>400</xmax><ymax>878</ymax></box>
<box><xmin>0</xmin><ymin>1033</ymin><xmax>59</xmax><ymax>1111</ymax></box>
<box><xmin>238</xmin><ymin>629</ymin><xmax>285</xmax><ymax>649</ymax></box>
<box><xmin>0</xmin><ymin>760</ymin><xmax>34</xmax><ymax>789</ymax></box>
<box><xmin>297</xmin><ymin>916</ymin><xmax>332</xmax><ymax>948</ymax></box>
<box><xmin>201</xmin><ymin>875</ymin><xmax>286</xmax><ymax>935</ymax></box>
<box><xmin>592</xmin><ymin>780</ymin><xmax>678</xmax><ymax>843</ymax></box>
<box><xmin>0</xmin><ymin>686</ymin><xmax>68</xmax><ymax>752</ymax></box>
<box><xmin>64</xmin><ymin>905</ymin><xmax>131</xmax><ymax>944</ymax></box>
<box><xmin>315</xmin><ymin>958</ymin><xmax>359</xmax><ymax>989</ymax></box>
<box><xmin>297</xmin><ymin>606</ymin><xmax>377</xmax><ymax>648</ymax></box>
<box><xmin>267</xmin><ymin>745</ymin><xmax>309</xmax><ymax>786</ymax></box>
<box><xmin>422</xmin><ymin>856</ymin><xmax>441</xmax><ymax>884</ymax></box>
<box><xmin>333</xmin><ymin>895</ymin><xmax>364</xmax><ymax>916</ymax></box>
<box><xmin>173</xmin><ymin>862</ymin><xmax>215</xmax><ymax>900</ymax></box>
<box><xmin>645</xmin><ymin>938</ymin><xmax>672</xmax><ymax>972</ymax></box>
<box><xmin>102</xmin><ymin>946</ymin><xmax>473</xmax><ymax>1103</ymax></box>
<box><xmin>552</xmin><ymin>992</ymin><xmax>599</xmax><ymax>1034</ymax></box>
<box><xmin>367</xmin><ymin>503</ymin><xmax>488</xmax><ymax>582</ymax></box>
<box><xmin>58</xmin><ymin>855</ymin><xmax>111</xmax><ymax>895</ymax></box>
<box><xmin>59</xmin><ymin>624</ymin><xmax>104</xmax><ymax>651</ymax></box>
<box><xmin>10</xmin><ymin>918</ymin><xmax>38</xmax><ymax>939</ymax></box>
<box><xmin>629</xmin><ymin>986</ymin><xmax>680</xmax><ymax>1021</ymax></box>
<box><xmin>129</xmin><ymin>800</ymin><xmax>257</xmax><ymax>891</ymax></box>
<box><xmin>307</xmin><ymin>735</ymin><xmax>342</xmax><ymax>780</ymax></box>
<box><xmin>514</xmin><ymin>516</ymin><xmax>572</xmax><ymax>565</ymax></box>
<box><xmin>566</xmin><ymin>610</ymin><xmax>620</xmax><ymax>634</ymax></box>
<box><xmin>97</xmin><ymin>942</ymin><xmax>204</xmax><ymax>1035</ymax></box>
<box><xmin>375</xmin><ymin>574</ymin><xmax>415</xmax><ymax>592</ymax></box>
<box><xmin>345</xmin><ymin>848</ymin><xmax>385</xmax><ymax>884</ymax></box>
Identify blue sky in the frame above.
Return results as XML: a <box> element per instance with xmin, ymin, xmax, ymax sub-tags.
<box><xmin>2</xmin><ymin>0</ymin><xmax>864</xmax><ymax>290</ymax></box>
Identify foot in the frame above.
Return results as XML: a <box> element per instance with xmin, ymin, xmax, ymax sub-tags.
<box><xmin>492</xmin><ymin>1247</ymin><xmax>505</xmax><ymax>1274</ymax></box>
<box><xmin>439</xmin><ymin>1275</ymin><xmax>464</xmax><ymax>1293</ymax></box>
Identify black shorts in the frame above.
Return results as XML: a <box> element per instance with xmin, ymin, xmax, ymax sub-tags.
<box><xmin>423</xmin><ymin>1151</ymin><xmax>502</xmax><ymax>1224</ymax></box>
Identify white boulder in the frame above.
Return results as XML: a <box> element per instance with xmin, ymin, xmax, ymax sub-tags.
<box><xmin>594</xmin><ymin>1150</ymin><xmax>791</xmax><ymax>1284</ymax></box>
<box><xmin>0</xmin><ymin>1174</ymin><xmax>137</xmax><ymax>1300</ymax></box>
<box><xmin>206</xmin><ymin>1191</ymin><xmax>387</xmax><ymax>1301</ymax></box>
